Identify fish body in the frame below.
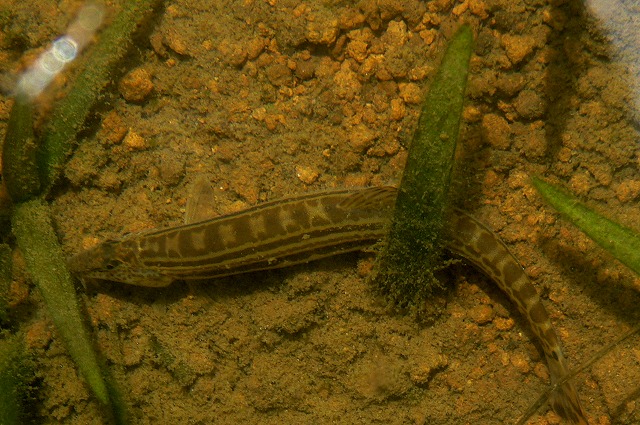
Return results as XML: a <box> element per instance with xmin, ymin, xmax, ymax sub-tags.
<box><xmin>68</xmin><ymin>186</ymin><xmax>587</xmax><ymax>423</ymax></box>
<box><xmin>446</xmin><ymin>210</ymin><xmax>588</xmax><ymax>424</ymax></box>
<box><xmin>68</xmin><ymin>187</ymin><xmax>397</xmax><ymax>287</ymax></box>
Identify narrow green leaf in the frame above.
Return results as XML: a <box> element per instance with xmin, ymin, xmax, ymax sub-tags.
<box><xmin>2</xmin><ymin>95</ymin><xmax>40</xmax><ymax>202</ymax></box>
<box><xmin>39</xmin><ymin>0</ymin><xmax>161</xmax><ymax>194</ymax></box>
<box><xmin>0</xmin><ymin>244</ymin><xmax>12</xmax><ymax>324</ymax></box>
<box><xmin>373</xmin><ymin>25</ymin><xmax>473</xmax><ymax>309</ymax></box>
<box><xmin>0</xmin><ymin>334</ymin><xmax>26</xmax><ymax>425</ymax></box>
<box><xmin>532</xmin><ymin>176</ymin><xmax>640</xmax><ymax>276</ymax></box>
<box><xmin>12</xmin><ymin>200</ymin><xmax>109</xmax><ymax>405</ymax></box>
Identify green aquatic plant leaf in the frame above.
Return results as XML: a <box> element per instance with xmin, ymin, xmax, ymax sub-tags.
<box><xmin>0</xmin><ymin>333</ymin><xmax>28</xmax><ymax>425</ymax></box>
<box><xmin>12</xmin><ymin>200</ymin><xmax>110</xmax><ymax>405</ymax></box>
<box><xmin>373</xmin><ymin>25</ymin><xmax>473</xmax><ymax>309</ymax></box>
<box><xmin>0</xmin><ymin>244</ymin><xmax>12</xmax><ymax>325</ymax></box>
<box><xmin>10</xmin><ymin>200</ymin><xmax>128</xmax><ymax>423</ymax></box>
<box><xmin>2</xmin><ymin>95</ymin><xmax>40</xmax><ymax>202</ymax></box>
<box><xmin>39</xmin><ymin>0</ymin><xmax>161</xmax><ymax>194</ymax></box>
<box><xmin>0</xmin><ymin>1</ymin><xmax>161</xmax><ymax>421</ymax></box>
<box><xmin>532</xmin><ymin>176</ymin><xmax>640</xmax><ymax>277</ymax></box>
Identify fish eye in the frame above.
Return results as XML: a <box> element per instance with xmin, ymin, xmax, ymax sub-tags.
<box><xmin>104</xmin><ymin>259</ymin><xmax>122</xmax><ymax>270</ymax></box>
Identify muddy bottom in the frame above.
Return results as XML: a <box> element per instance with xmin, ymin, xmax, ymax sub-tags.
<box><xmin>1</xmin><ymin>0</ymin><xmax>640</xmax><ymax>423</ymax></box>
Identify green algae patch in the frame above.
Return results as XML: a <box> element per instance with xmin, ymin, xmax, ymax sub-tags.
<box><xmin>2</xmin><ymin>95</ymin><xmax>40</xmax><ymax>202</ymax></box>
<box><xmin>39</xmin><ymin>0</ymin><xmax>160</xmax><ymax>193</ymax></box>
<box><xmin>12</xmin><ymin>200</ymin><xmax>128</xmax><ymax>423</ymax></box>
<box><xmin>533</xmin><ymin>176</ymin><xmax>640</xmax><ymax>277</ymax></box>
<box><xmin>0</xmin><ymin>2</ymin><xmax>160</xmax><ymax>421</ymax></box>
<box><xmin>0</xmin><ymin>244</ymin><xmax>12</xmax><ymax>325</ymax></box>
<box><xmin>0</xmin><ymin>333</ymin><xmax>29</xmax><ymax>425</ymax></box>
<box><xmin>373</xmin><ymin>25</ymin><xmax>473</xmax><ymax>310</ymax></box>
<box><xmin>11</xmin><ymin>200</ymin><xmax>110</xmax><ymax>405</ymax></box>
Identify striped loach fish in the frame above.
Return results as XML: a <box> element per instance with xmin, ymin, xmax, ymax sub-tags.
<box><xmin>67</xmin><ymin>186</ymin><xmax>588</xmax><ymax>424</ymax></box>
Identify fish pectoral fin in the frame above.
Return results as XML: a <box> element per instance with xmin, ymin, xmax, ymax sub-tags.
<box><xmin>185</xmin><ymin>175</ymin><xmax>219</xmax><ymax>224</ymax></box>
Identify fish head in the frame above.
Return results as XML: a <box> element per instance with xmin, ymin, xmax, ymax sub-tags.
<box><xmin>67</xmin><ymin>240</ymin><xmax>173</xmax><ymax>287</ymax></box>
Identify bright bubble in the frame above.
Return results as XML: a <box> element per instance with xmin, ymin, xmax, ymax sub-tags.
<box><xmin>15</xmin><ymin>2</ymin><xmax>104</xmax><ymax>100</ymax></box>
<box><xmin>52</xmin><ymin>36</ymin><xmax>78</xmax><ymax>63</ymax></box>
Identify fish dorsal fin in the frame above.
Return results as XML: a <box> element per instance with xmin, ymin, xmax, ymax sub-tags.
<box><xmin>337</xmin><ymin>186</ymin><xmax>397</xmax><ymax>213</ymax></box>
<box><xmin>185</xmin><ymin>176</ymin><xmax>219</xmax><ymax>224</ymax></box>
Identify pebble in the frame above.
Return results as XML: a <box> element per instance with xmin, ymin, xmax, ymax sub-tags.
<box><xmin>398</xmin><ymin>82</ymin><xmax>422</xmax><ymax>104</ymax></box>
<box><xmin>119</xmin><ymin>68</ymin><xmax>153</xmax><ymax>103</ymax></box>
<box><xmin>468</xmin><ymin>0</ymin><xmax>489</xmax><ymax>19</ymax></box>
<box><xmin>349</xmin><ymin>124</ymin><xmax>377</xmax><ymax>152</ymax></box>
<box><xmin>519</xmin><ymin>122</ymin><xmax>547</xmax><ymax>158</ymax></box>
<box><xmin>463</xmin><ymin>105</ymin><xmax>481</xmax><ymax>123</ymax></box>
<box><xmin>346</xmin><ymin>39</ymin><xmax>369</xmax><ymax>62</ymax></box>
<box><xmin>25</xmin><ymin>320</ymin><xmax>52</xmax><ymax>350</ymax></box>
<box><xmin>494</xmin><ymin>317</ymin><xmax>515</xmax><ymax>331</ymax></box>
<box><xmin>569</xmin><ymin>171</ymin><xmax>592</xmax><ymax>196</ymax></box>
<box><xmin>295</xmin><ymin>58</ymin><xmax>316</xmax><ymax>80</ymax></box>
<box><xmin>533</xmin><ymin>362</ymin><xmax>549</xmax><ymax>381</ymax></box>
<box><xmin>164</xmin><ymin>29</ymin><xmax>189</xmax><ymax>56</ymax></box>
<box><xmin>502</xmin><ymin>34</ymin><xmax>536</xmax><ymax>66</ymax></box>
<box><xmin>419</xmin><ymin>29</ymin><xmax>437</xmax><ymax>45</ymax></box>
<box><xmin>266</xmin><ymin>62</ymin><xmax>292</xmax><ymax>87</ymax></box>
<box><xmin>344</xmin><ymin>173</ymin><xmax>370</xmax><ymax>188</ymax></box>
<box><xmin>246</xmin><ymin>37</ymin><xmax>266</xmax><ymax>60</ymax></box>
<box><xmin>339</xmin><ymin>8</ymin><xmax>366</xmax><ymax>30</ymax></box>
<box><xmin>218</xmin><ymin>39</ymin><xmax>247</xmax><ymax>67</ymax></box>
<box><xmin>510</xmin><ymin>352</ymin><xmax>531</xmax><ymax>374</ymax></box>
<box><xmin>231</xmin><ymin>173</ymin><xmax>259</xmax><ymax>204</ymax></box>
<box><xmin>122</xmin><ymin>129</ymin><xmax>148</xmax><ymax>151</ymax></box>
<box><xmin>514</xmin><ymin>89</ymin><xmax>545</xmax><ymax>119</ymax></box>
<box><xmin>410</xmin><ymin>354</ymin><xmax>449</xmax><ymax>386</ymax></box>
<box><xmin>615</xmin><ymin>179</ymin><xmax>640</xmax><ymax>203</ymax></box>
<box><xmin>382</xmin><ymin>21</ymin><xmax>408</xmax><ymax>47</ymax></box>
<box><xmin>483</xmin><ymin>169</ymin><xmax>501</xmax><ymax>188</ymax></box>
<box><xmin>367</xmin><ymin>138</ymin><xmax>399</xmax><ymax>157</ymax></box>
<box><xmin>481</xmin><ymin>113</ymin><xmax>511</xmax><ymax>149</ymax></box>
<box><xmin>557</xmin><ymin>146</ymin><xmax>573</xmax><ymax>162</ymax></box>
<box><xmin>468</xmin><ymin>304</ymin><xmax>494</xmax><ymax>325</ymax></box>
<box><xmin>333</xmin><ymin>61</ymin><xmax>361</xmax><ymax>100</ymax></box>
<box><xmin>98</xmin><ymin>112</ymin><xmax>128</xmax><ymax>144</ymax></box>
<box><xmin>306</xmin><ymin>19</ymin><xmax>339</xmax><ymax>45</ymax></box>
<box><xmin>295</xmin><ymin>165</ymin><xmax>319</xmax><ymax>185</ymax></box>
<box><xmin>389</xmin><ymin>98</ymin><xmax>406</xmax><ymax>121</ymax></box>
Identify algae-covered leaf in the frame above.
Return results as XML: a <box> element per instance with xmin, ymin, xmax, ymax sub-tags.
<box><xmin>39</xmin><ymin>0</ymin><xmax>161</xmax><ymax>195</ymax></box>
<box><xmin>2</xmin><ymin>95</ymin><xmax>40</xmax><ymax>202</ymax></box>
<box><xmin>12</xmin><ymin>200</ymin><xmax>110</xmax><ymax>404</ymax></box>
<box><xmin>373</xmin><ymin>25</ymin><xmax>473</xmax><ymax>309</ymax></box>
<box><xmin>532</xmin><ymin>176</ymin><xmax>640</xmax><ymax>277</ymax></box>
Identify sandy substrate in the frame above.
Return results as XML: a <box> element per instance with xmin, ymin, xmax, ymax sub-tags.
<box><xmin>1</xmin><ymin>0</ymin><xmax>640</xmax><ymax>423</ymax></box>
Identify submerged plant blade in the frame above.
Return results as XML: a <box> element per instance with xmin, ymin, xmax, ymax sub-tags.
<box><xmin>2</xmin><ymin>95</ymin><xmax>40</xmax><ymax>202</ymax></box>
<box><xmin>0</xmin><ymin>333</ymin><xmax>27</xmax><ymax>425</ymax></box>
<box><xmin>39</xmin><ymin>0</ymin><xmax>161</xmax><ymax>194</ymax></box>
<box><xmin>373</xmin><ymin>25</ymin><xmax>473</xmax><ymax>309</ymax></box>
<box><xmin>532</xmin><ymin>176</ymin><xmax>640</xmax><ymax>276</ymax></box>
<box><xmin>12</xmin><ymin>200</ymin><xmax>110</xmax><ymax>405</ymax></box>
<box><xmin>0</xmin><ymin>2</ymin><xmax>159</xmax><ymax>422</ymax></box>
<box><xmin>0</xmin><ymin>244</ymin><xmax>12</xmax><ymax>325</ymax></box>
